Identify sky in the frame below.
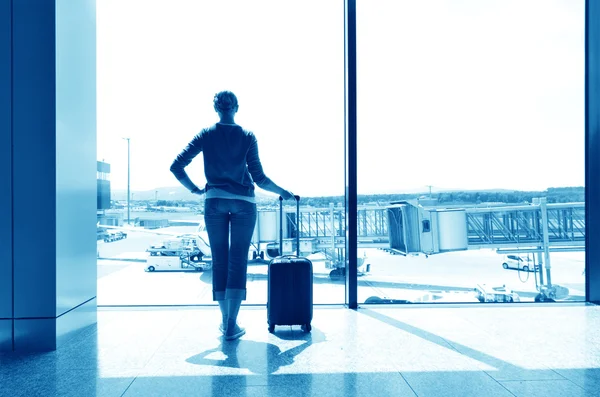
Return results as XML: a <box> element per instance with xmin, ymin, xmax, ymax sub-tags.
<box><xmin>97</xmin><ymin>0</ymin><xmax>585</xmax><ymax>197</ymax></box>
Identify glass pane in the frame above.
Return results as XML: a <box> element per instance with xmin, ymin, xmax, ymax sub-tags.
<box><xmin>357</xmin><ymin>0</ymin><xmax>585</xmax><ymax>304</ymax></box>
<box><xmin>96</xmin><ymin>0</ymin><xmax>345</xmax><ymax>305</ymax></box>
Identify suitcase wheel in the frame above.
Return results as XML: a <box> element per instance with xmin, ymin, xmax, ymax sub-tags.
<box><xmin>301</xmin><ymin>323</ymin><xmax>311</xmax><ymax>333</ymax></box>
<box><xmin>268</xmin><ymin>324</ymin><xmax>275</xmax><ymax>333</ymax></box>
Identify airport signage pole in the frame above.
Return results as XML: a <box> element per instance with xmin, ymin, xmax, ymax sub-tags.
<box><xmin>123</xmin><ymin>137</ymin><xmax>130</xmax><ymax>225</ymax></box>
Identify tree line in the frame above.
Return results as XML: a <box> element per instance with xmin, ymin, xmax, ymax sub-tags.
<box><xmin>299</xmin><ymin>186</ymin><xmax>585</xmax><ymax>208</ymax></box>
<box><xmin>124</xmin><ymin>187</ymin><xmax>584</xmax><ymax>209</ymax></box>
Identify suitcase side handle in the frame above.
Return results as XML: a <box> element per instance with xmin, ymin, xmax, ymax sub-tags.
<box><xmin>279</xmin><ymin>195</ymin><xmax>301</xmax><ymax>256</ymax></box>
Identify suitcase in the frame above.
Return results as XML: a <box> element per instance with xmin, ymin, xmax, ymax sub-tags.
<box><xmin>267</xmin><ymin>195</ymin><xmax>313</xmax><ymax>333</ymax></box>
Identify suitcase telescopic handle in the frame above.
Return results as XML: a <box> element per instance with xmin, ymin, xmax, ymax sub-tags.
<box><xmin>279</xmin><ymin>195</ymin><xmax>301</xmax><ymax>256</ymax></box>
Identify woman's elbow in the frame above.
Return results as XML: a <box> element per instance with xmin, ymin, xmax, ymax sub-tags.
<box><xmin>252</xmin><ymin>175</ymin><xmax>268</xmax><ymax>187</ymax></box>
<box><xmin>170</xmin><ymin>160</ymin><xmax>183</xmax><ymax>176</ymax></box>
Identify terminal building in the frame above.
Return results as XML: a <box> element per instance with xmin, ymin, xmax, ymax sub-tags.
<box><xmin>97</xmin><ymin>160</ymin><xmax>111</xmax><ymax>212</ymax></box>
<box><xmin>96</xmin><ymin>160</ymin><xmax>123</xmax><ymax>228</ymax></box>
<box><xmin>1</xmin><ymin>2</ymin><xmax>600</xmax><ymax>396</ymax></box>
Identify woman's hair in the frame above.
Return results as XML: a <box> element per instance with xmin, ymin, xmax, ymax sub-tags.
<box><xmin>213</xmin><ymin>91</ymin><xmax>238</xmax><ymax>112</ymax></box>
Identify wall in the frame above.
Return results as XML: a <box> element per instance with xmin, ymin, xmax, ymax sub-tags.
<box><xmin>0</xmin><ymin>0</ymin><xmax>97</xmax><ymax>352</ymax></box>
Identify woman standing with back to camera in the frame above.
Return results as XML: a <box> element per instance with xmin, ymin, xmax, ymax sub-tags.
<box><xmin>170</xmin><ymin>91</ymin><xmax>294</xmax><ymax>341</ymax></box>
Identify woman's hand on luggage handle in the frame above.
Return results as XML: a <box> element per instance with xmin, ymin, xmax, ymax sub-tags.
<box><xmin>280</xmin><ymin>190</ymin><xmax>296</xmax><ymax>201</ymax></box>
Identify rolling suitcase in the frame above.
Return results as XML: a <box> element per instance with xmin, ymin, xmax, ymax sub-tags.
<box><xmin>267</xmin><ymin>195</ymin><xmax>313</xmax><ymax>333</ymax></box>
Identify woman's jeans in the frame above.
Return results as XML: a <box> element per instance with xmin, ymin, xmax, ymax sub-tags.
<box><xmin>204</xmin><ymin>198</ymin><xmax>257</xmax><ymax>301</ymax></box>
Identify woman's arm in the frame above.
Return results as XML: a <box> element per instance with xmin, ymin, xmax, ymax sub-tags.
<box><xmin>170</xmin><ymin>133</ymin><xmax>204</xmax><ymax>193</ymax></box>
<box><xmin>246</xmin><ymin>136</ymin><xmax>293</xmax><ymax>199</ymax></box>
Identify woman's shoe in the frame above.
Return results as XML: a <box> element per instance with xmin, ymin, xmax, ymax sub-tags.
<box><xmin>225</xmin><ymin>325</ymin><xmax>245</xmax><ymax>341</ymax></box>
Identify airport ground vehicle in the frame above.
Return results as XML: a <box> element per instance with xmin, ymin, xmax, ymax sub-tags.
<box><xmin>264</xmin><ymin>241</ymin><xmax>370</xmax><ymax>279</ymax></box>
<box><xmin>474</xmin><ymin>283</ymin><xmax>520</xmax><ymax>303</ymax></box>
<box><xmin>145</xmin><ymin>254</ymin><xmax>211</xmax><ymax>272</ymax></box>
<box><xmin>146</xmin><ymin>234</ymin><xmax>212</xmax><ymax>272</ymax></box>
<box><xmin>104</xmin><ymin>230</ymin><xmax>127</xmax><ymax>243</ymax></box>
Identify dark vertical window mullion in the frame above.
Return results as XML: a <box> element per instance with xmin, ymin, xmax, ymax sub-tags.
<box><xmin>585</xmin><ymin>0</ymin><xmax>600</xmax><ymax>303</ymax></box>
<box><xmin>10</xmin><ymin>0</ymin><xmax>14</xmax><ymax>351</ymax></box>
<box><xmin>345</xmin><ymin>0</ymin><xmax>358</xmax><ymax>309</ymax></box>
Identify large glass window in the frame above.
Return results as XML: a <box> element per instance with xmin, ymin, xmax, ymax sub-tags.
<box><xmin>96</xmin><ymin>0</ymin><xmax>345</xmax><ymax>305</ymax></box>
<box><xmin>96</xmin><ymin>0</ymin><xmax>587</xmax><ymax>307</ymax></box>
<box><xmin>356</xmin><ymin>0</ymin><xmax>585</xmax><ymax>304</ymax></box>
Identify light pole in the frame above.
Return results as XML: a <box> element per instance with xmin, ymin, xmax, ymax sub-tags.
<box><xmin>123</xmin><ymin>137</ymin><xmax>131</xmax><ymax>225</ymax></box>
<box><xmin>426</xmin><ymin>185</ymin><xmax>433</xmax><ymax>198</ymax></box>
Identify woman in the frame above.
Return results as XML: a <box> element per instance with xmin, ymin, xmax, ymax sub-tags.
<box><xmin>170</xmin><ymin>91</ymin><xmax>294</xmax><ymax>341</ymax></box>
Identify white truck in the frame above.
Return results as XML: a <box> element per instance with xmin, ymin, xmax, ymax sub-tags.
<box><xmin>145</xmin><ymin>234</ymin><xmax>212</xmax><ymax>272</ymax></box>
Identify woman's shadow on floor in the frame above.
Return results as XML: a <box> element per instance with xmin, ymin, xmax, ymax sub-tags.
<box><xmin>186</xmin><ymin>327</ymin><xmax>326</xmax><ymax>375</ymax></box>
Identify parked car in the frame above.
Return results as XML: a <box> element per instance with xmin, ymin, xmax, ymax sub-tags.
<box><xmin>502</xmin><ymin>254</ymin><xmax>535</xmax><ymax>272</ymax></box>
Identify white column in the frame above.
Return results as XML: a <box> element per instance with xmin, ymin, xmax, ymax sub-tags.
<box><xmin>1</xmin><ymin>0</ymin><xmax>97</xmax><ymax>352</ymax></box>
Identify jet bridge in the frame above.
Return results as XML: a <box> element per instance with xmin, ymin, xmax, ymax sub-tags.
<box><xmin>386</xmin><ymin>198</ymin><xmax>585</xmax><ymax>301</ymax></box>
<box><xmin>387</xmin><ymin>199</ymin><xmax>585</xmax><ymax>256</ymax></box>
<box><xmin>259</xmin><ymin>199</ymin><xmax>585</xmax><ymax>258</ymax></box>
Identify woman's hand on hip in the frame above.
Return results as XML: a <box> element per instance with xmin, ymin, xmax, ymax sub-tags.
<box><xmin>192</xmin><ymin>187</ymin><xmax>205</xmax><ymax>195</ymax></box>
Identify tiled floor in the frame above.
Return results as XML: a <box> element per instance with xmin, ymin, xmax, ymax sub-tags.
<box><xmin>1</xmin><ymin>304</ymin><xmax>600</xmax><ymax>396</ymax></box>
